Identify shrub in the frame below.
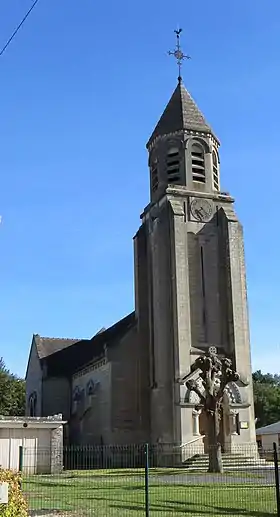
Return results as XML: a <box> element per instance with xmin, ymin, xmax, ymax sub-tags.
<box><xmin>0</xmin><ymin>470</ymin><xmax>28</xmax><ymax>517</ymax></box>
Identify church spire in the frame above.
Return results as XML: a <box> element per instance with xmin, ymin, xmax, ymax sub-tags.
<box><xmin>146</xmin><ymin>30</ymin><xmax>221</xmax><ymax>199</ymax></box>
<box><xmin>146</xmin><ymin>81</ymin><xmax>215</xmax><ymax>149</ymax></box>
<box><xmin>147</xmin><ymin>29</ymin><xmax>218</xmax><ymax>149</ymax></box>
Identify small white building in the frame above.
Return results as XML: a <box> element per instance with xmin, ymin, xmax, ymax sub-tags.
<box><xmin>0</xmin><ymin>415</ymin><xmax>66</xmax><ymax>474</ymax></box>
<box><xmin>256</xmin><ymin>421</ymin><xmax>280</xmax><ymax>450</ymax></box>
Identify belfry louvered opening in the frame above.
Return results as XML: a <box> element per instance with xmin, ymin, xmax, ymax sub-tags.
<box><xmin>192</xmin><ymin>143</ymin><xmax>205</xmax><ymax>183</ymax></box>
<box><xmin>212</xmin><ymin>151</ymin><xmax>219</xmax><ymax>190</ymax></box>
<box><xmin>151</xmin><ymin>161</ymin><xmax>159</xmax><ymax>192</ymax></box>
<box><xmin>167</xmin><ymin>147</ymin><xmax>180</xmax><ymax>183</ymax></box>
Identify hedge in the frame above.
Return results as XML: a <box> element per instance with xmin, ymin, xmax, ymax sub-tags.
<box><xmin>0</xmin><ymin>470</ymin><xmax>28</xmax><ymax>517</ymax></box>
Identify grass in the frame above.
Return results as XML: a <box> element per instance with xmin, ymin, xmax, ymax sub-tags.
<box><xmin>23</xmin><ymin>469</ymin><xmax>276</xmax><ymax>516</ymax></box>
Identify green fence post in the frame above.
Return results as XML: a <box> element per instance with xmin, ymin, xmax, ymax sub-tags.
<box><xmin>273</xmin><ymin>442</ymin><xmax>280</xmax><ymax>517</ymax></box>
<box><xmin>19</xmin><ymin>446</ymin><xmax>23</xmax><ymax>472</ymax></box>
<box><xmin>144</xmin><ymin>443</ymin><xmax>150</xmax><ymax>517</ymax></box>
<box><xmin>18</xmin><ymin>446</ymin><xmax>23</xmax><ymax>490</ymax></box>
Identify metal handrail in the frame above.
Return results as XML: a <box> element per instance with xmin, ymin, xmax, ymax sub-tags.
<box><xmin>179</xmin><ymin>435</ymin><xmax>205</xmax><ymax>448</ymax></box>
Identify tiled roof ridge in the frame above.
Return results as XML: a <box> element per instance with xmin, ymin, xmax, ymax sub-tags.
<box><xmin>36</xmin><ymin>335</ymin><xmax>81</xmax><ymax>342</ymax></box>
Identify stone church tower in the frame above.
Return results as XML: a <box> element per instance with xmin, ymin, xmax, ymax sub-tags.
<box><xmin>134</xmin><ymin>79</ymin><xmax>256</xmax><ymax>452</ymax></box>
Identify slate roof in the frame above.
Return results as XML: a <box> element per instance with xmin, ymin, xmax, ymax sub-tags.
<box><xmin>147</xmin><ymin>81</ymin><xmax>217</xmax><ymax>147</ymax></box>
<box><xmin>33</xmin><ymin>335</ymin><xmax>80</xmax><ymax>360</ymax></box>
<box><xmin>45</xmin><ymin>311</ymin><xmax>136</xmax><ymax>377</ymax></box>
<box><xmin>256</xmin><ymin>421</ymin><xmax>280</xmax><ymax>435</ymax></box>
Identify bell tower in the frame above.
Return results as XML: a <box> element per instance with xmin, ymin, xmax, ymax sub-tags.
<box><xmin>134</xmin><ymin>31</ymin><xmax>256</xmax><ymax>451</ymax></box>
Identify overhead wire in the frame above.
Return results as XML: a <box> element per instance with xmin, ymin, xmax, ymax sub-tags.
<box><xmin>0</xmin><ymin>0</ymin><xmax>41</xmax><ymax>58</ymax></box>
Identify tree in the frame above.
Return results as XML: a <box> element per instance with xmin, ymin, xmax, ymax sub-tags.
<box><xmin>0</xmin><ymin>358</ymin><xmax>25</xmax><ymax>416</ymax></box>
<box><xmin>253</xmin><ymin>370</ymin><xmax>280</xmax><ymax>386</ymax></box>
<box><xmin>253</xmin><ymin>371</ymin><xmax>280</xmax><ymax>428</ymax></box>
<box><xmin>185</xmin><ymin>348</ymin><xmax>239</xmax><ymax>473</ymax></box>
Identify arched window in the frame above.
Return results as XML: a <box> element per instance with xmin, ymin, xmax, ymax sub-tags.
<box><xmin>166</xmin><ymin>147</ymin><xmax>180</xmax><ymax>183</ymax></box>
<box><xmin>212</xmin><ymin>151</ymin><xmax>219</xmax><ymax>190</ymax></box>
<box><xmin>29</xmin><ymin>392</ymin><xmax>37</xmax><ymax>417</ymax></box>
<box><xmin>192</xmin><ymin>143</ymin><xmax>205</xmax><ymax>183</ymax></box>
<box><xmin>151</xmin><ymin>160</ymin><xmax>159</xmax><ymax>192</ymax></box>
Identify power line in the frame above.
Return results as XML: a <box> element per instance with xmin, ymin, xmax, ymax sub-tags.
<box><xmin>0</xmin><ymin>0</ymin><xmax>41</xmax><ymax>58</ymax></box>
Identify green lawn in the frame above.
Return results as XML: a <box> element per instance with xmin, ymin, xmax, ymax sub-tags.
<box><xmin>23</xmin><ymin>469</ymin><xmax>276</xmax><ymax>516</ymax></box>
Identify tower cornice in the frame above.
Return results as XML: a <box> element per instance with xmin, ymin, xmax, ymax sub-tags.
<box><xmin>140</xmin><ymin>187</ymin><xmax>234</xmax><ymax>222</ymax></box>
<box><xmin>147</xmin><ymin>129</ymin><xmax>220</xmax><ymax>154</ymax></box>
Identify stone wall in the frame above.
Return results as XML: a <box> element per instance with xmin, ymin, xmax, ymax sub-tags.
<box><xmin>133</xmin><ymin>224</ymin><xmax>151</xmax><ymax>439</ymax></box>
<box><xmin>42</xmin><ymin>377</ymin><xmax>71</xmax><ymax>420</ymax></box>
<box><xmin>50</xmin><ymin>423</ymin><xmax>64</xmax><ymax>473</ymax></box>
<box><xmin>222</xmin><ymin>207</ymin><xmax>256</xmax><ymax>443</ymax></box>
<box><xmin>109</xmin><ymin>325</ymin><xmax>148</xmax><ymax>445</ymax></box>
<box><xmin>71</xmin><ymin>359</ymin><xmax>111</xmax><ymax>445</ymax></box>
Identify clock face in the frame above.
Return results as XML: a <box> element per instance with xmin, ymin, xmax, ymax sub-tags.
<box><xmin>190</xmin><ymin>198</ymin><xmax>213</xmax><ymax>222</ymax></box>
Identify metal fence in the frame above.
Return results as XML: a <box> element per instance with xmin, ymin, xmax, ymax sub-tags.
<box><xmin>20</xmin><ymin>442</ymin><xmax>280</xmax><ymax>516</ymax></box>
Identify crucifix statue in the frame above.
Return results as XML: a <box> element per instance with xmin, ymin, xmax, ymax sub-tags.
<box><xmin>185</xmin><ymin>347</ymin><xmax>240</xmax><ymax>473</ymax></box>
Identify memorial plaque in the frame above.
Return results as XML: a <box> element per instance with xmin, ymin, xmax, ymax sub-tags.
<box><xmin>0</xmin><ymin>482</ymin><xmax>8</xmax><ymax>504</ymax></box>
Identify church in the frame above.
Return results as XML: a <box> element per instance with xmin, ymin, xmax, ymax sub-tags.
<box><xmin>25</xmin><ymin>44</ymin><xmax>256</xmax><ymax>455</ymax></box>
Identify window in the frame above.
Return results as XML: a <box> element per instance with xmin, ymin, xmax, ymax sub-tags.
<box><xmin>212</xmin><ymin>151</ymin><xmax>219</xmax><ymax>190</ymax></box>
<box><xmin>192</xmin><ymin>143</ymin><xmax>205</xmax><ymax>183</ymax></box>
<box><xmin>151</xmin><ymin>161</ymin><xmax>159</xmax><ymax>192</ymax></box>
<box><xmin>167</xmin><ymin>147</ymin><xmax>180</xmax><ymax>183</ymax></box>
<box><xmin>86</xmin><ymin>379</ymin><xmax>95</xmax><ymax>396</ymax></box>
<box><xmin>29</xmin><ymin>392</ymin><xmax>37</xmax><ymax>417</ymax></box>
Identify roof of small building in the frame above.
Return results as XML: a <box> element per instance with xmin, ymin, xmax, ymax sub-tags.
<box><xmin>146</xmin><ymin>81</ymin><xmax>218</xmax><ymax>148</ymax></box>
<box><xmin>0</xmin><ymin>414</ymin><xmax>63</xmax><ymax>422</ymax></box>
<box><xmin>256</xmin><ymin>421</ymin><xmax>280</xmax><ymax>435</ymax></box>
<box><xmin>0</xmin><ymin>415</ymin><xmax>67</xmax><ymax>428</ymax></box>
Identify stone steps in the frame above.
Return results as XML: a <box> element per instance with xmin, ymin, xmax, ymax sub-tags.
<box><xmin>183</xmin><ymin>454</ymin><xmax>274</xmax><ymax>471</ymax></box>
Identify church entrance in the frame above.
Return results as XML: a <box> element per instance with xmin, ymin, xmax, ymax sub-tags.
<box><xmin>199</xmin><ymin>397</ymin><xmax>232</xmax><ymax>454</ymax></box>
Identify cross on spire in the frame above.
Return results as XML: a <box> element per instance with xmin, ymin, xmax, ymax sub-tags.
<box><xmin>168</xmin><ymin>28</ymin><xmax>191</xmax><ymax>83</ymax></box>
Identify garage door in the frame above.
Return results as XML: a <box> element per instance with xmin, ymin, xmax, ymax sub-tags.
<box><xmin>0</xmin><ymin>428</ymin><xmax>51</xmax><ymax>474</ymax></box>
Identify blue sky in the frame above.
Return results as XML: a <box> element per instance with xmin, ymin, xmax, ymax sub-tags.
<box><xmin>0</xmin><ymin>0</ymin><xmax>279</xmax><ymax>378</ymax></box>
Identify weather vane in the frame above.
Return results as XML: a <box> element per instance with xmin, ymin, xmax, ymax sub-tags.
<box><xmin>168</xmin><ymin>28</ymin><xmax>191</xmax><ymax>83</ymax></box>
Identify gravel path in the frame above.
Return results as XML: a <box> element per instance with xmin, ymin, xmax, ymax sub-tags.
<box><xmin>149</xmin><ymin>469</ymin><xmax>275</xmax><ymax>485</ymax></box>
<box><xmin>87</xmin><ymin>468</ymin><xmax>275</xmax><ymax>486</ymax></box>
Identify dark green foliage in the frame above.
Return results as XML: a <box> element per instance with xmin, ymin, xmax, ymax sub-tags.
<box><xmin>253</xmin><ymin>370</ymin><xmax>280</xmax><ymax>428</ymax></box>
<box><xmin>0</xmin><ymin>470</ymin><xmax>28</xmax><ymax>516</ymax></box>
<box><xmin>0</xmin><ymin>358</ymin><xmax>25</xmax><ymax>416</ymax></box>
